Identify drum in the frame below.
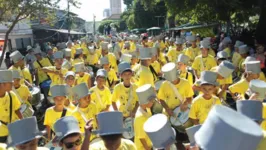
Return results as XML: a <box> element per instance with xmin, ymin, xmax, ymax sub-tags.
<box><xmin>40</xmin><ymin>80</ymin><xmax>52</xmax><ymax>89</ymax></box>
<box><xmin>123</xmin><ymin>117</ymin><xmax>134</xmax><ymax>139</ymax></box>
<box><xmin>151</xmin><ymin>100</ymin><xmax>163</xmax><ymax>114</ymax></box>
<box><xmin>30</xmin><ymin>87</ymin><xmax>41</xmax><ymax>106</ymax></box>
<box><xmin>20</xmin><ymin>104</ymin><xmax>34</xmax><ymax>118</ymax></box>
<box><xmin>155</xmin><ymin>80</ymin><xmax>165</xmax><ymax>91</ymax></box>
<box><xmin>170</xmin><ymin>105</ymin><xmax>193</xmax><ymax>133</ymax></box>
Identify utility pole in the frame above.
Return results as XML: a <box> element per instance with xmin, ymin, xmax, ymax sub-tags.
<box><xmin>93</xmin><ymin>14</ymin><xmax>96</xmax><ymax>36</ymax></box>
<box><xmin>67</xmin><ymin>0</ymin><xmax>71</xmax><ymax>41</ymax></box>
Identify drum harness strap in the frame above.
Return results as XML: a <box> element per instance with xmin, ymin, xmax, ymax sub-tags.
<box><xmin>36</xmin><ymin>60</ymin><xmax>51</xmax><ymax>81</ymax></box>
<box><xmin>0</xmin><ymin>92</ymin><xmax>12</xmax><ymax>126</ymax></box>
<box><xmin>95</xmin><ymin>88</ymin><xmax>105</xmax><ymax>111</ymax></box>
<box><xmin>149</xmin><ymin>65</ymin><xmax>158</xmax><ymax>81</ymax></box>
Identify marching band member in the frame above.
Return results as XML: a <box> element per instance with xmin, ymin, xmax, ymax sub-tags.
<box><xmin>64</xmin><ymin>71</ymin><xmax>76</xmax><ymax>110</ymax></box>
<box><xmin>122</xmin><ymin>41</ymin><xmax>131</xmax><ymax>54</ymax></box>
<box><xmin>89</xmin><ymin>112</ymin><xmax>137</xmax><ymax>149</ymax></box>
<box><xmin>237</xmin><ymin>45</ymin><xmax>250</xmax><ymax>74</ymax></box>
<box><xmin>240</xmin><ymin>56</ymin><xmax>266</xmax><ymax>81</ymax></box>
<box><xmin>221</xmin><ymin>37</ymin><xmax>232</xmax><ymax>58</ymax></box>
<box><xmin>201</xmin><ymin>37</ymin><xmax>216</xmax><ymax>57</ymax></box>
<box><xmin>130</xmin><ymin>35</ymin><xmax>137</xmax><ymax>52</ymax></box>
<box><xmin>6</xmin><ymin>117</ymin><xmax>48</xmax><ymax>150</ymax></box>
<box><xmin>44</xmin><ymin>85</ymin><xmax>71</xmax><ymax>141</ymax></box>
<box><xmin>72</xmin><ymin>48</ymin><xmax>84</xmax><ymax>67</ymax></box>
<box><xmin>100</xmin><ymin>41</ymin><xmax>118</xmax><ymax>73</ymax></box>
<box><xmin>189</xmin><ymin>71</ymin><xmax>221</xmax><ymax>125</ymax></box>
<box><xmin>150</xmin><ymin>47</ymin><xmax>161</xmax><ymax>82</ymax></box>
<box><xmin>71</xmin><ymin>83</ymin><xmax>98</xmax><ymax>140</ymax></box>
<box><xmin>74</xmin><ymin>62</ymin><xmax>91</xmax><ymax>88</ymax></box>
<box><xmin>0</xmin><ymin>70</ymin><xmax>23</xmax><ymax>143</ymax></box>
<box><xmin>134</xmin><ymin>84</ymin><xmax>155</xmax><ymax>150</ymax></box>
<box><xmin>232</xmin><ymin>40</ymin><xmax>244</xmax><ymax>67</ymax></box>
<box><xmin>85</xmin><ymin>46</ymin><xmax>99</xmax><ymax>72</ymax></box>
<box><xmin>158</xmin><ymin>63</ymin><xmax>194</xmax><ymax>117</ymax></box>
<box><xmin>176</xmin><ymin>54</ymin><xmax>194</xmax><ymax>85</ymax></box>
<box><xmin>62</xmin><ymin>48</ymin><xmax>73</xmax><ymax>71</ymax></box>
<box><xmin>90</xmin><ymin>69</ymin><xmax>112</xmax><ymax>112</ymax></box>
<box><xmin>134</xmin><ymin>47</ymin><xmax>154</xmax><ymax>87</ymax></box>
<box><xmin>184</xmin><ymin>35</ymin><xmax>200</xmax><ymax>64</ymax></box>
<box><xmin>100</xmin><ymin>57</ymin><xmax>118</xmax><ymax>90</ymax></box>
<box><xmin>8</xmin><ymin>51</ymin><xmax>25</xmax><ymax>85</ymax></box>
<box><xmin>167</xmin><ymin>38</ymin><xmax>184</xmax><ymax>63</ymax></box>
<box><xmin>194</xmin><ymin>105</ymin><xmax>263</xmax><ymax>150</ymax></box>
<box><xmin>192</xmin><ymin>40</ymin><xmax>217</xmax><ymax>79</ymax></box>
<box><xmin>112</xmin><ymin>62</ymin><xmax>139</xmax><ymax>117</ymax></box>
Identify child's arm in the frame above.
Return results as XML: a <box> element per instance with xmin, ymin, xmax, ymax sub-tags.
<box><xmin>111</xmin><ymin>102</ymin><xmax>118</xmax><ymax>111</ymax></box>
<box><xmin>190</xmin><ymin>118</ymin><xmax>199</xmax><ymax>125</ymax></box>
<box><xmin>140</xmin><ymin>138</ymin><xmax>152</xmax><ymax>150</ymax></box>
<box><xmin>46</xmin><ymin>125</ymin><xmax>51</xmax><ymax>141</ymax></box>
<box><xmin>15</xmin><ymin>109</ymin><xmax>23</xmax><ymax>119</ymax></box>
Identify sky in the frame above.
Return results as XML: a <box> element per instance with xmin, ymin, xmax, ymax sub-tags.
<box><xmin>59</xmin><ymin>0</ymin><xmax>126</xmax><ymax>22</ymax></box>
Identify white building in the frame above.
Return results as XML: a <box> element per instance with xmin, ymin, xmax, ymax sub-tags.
<box><xmin>110</xmin><ymin>0</ymin><xmax>122</xmax><ymax>15</ymax></box>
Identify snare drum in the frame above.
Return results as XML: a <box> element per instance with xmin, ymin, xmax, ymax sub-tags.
<box><xmin>123</xmin><ymin>117</ymin><xmax>134</xmax><ymax>139</ymax></box>
<box><xmin>20</xmin><ymin>104</ymin><xmax>34</xmax><ymax>118</ymax></box>
<box><xmin>170</xmin><ymin>105</ymin><xmax>193</xmax><ymax>133</ymax></box>
<box><xmin>30</xmin><ymin>87</ymin><xmax>41</xmax><ymax>106</ymax></box>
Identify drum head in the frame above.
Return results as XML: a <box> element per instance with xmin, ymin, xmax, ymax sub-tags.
<box><xmin>170</xmin><ymin>106</ymin><xmax>190</xmax><ymax>126</ymax></box>
<box><xmin>122</xmin><ymin>117</ymin><xmax>134</xmax><ymax>139</ymax></box>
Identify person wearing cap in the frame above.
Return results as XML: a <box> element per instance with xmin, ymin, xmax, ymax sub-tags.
<box><xmin>184</xmin><ymin>35</ymin><xmax>200</xmax><ymax>64</ymax></box>
<box><xmin>25</xmin><ymin>45</ymin><xmax>36</xmax><ymax>72</ymax></box>
<box><xmin>134</xmin><ymin>47</ymin><xmax>155</xmax><ymax>87</ymax></box>
<box><xmin>112</xmin><ymin>62</ymin><xmax>139</xmax><ymax>118</ymax></box>
<box><xmin>8</xmin><ymin>51</ymin><xmax>26</xmax><ymax>85</ymax></box>
<box><xmin>166</xmin><ymin>38</ymin><xmax>184</xmax><ymax>63</ymax></box>
<box><xmin>71</xmin><ymin>83</ymin><xmax>98</xmax><ymax>141</ymax></box>
<box><xmin>194</xmin><ymin>105</ymin><xmax>263</xmax><ymax>150</ymax></box>
<box><xmin>87</xmin><ymin>112</ymin><xmax>137</xmax><ymax>150</ymax></box>
<box><xmin>146</xmin><ymin>37</ymin><xmax>154</xmax><ymax>48</ymax></box>
<box><xmin>122</xmin><ymin>41</ymin><xmax>132</xmax><ymax>54</ymax></box>
<box><xmin>130</xmin><ymin>35</ymin><xmax>138</xmax><ymax>52</ymax></box>
<box><xmin>43</xmin><ymin>85</ymin><xmax>71</xmax><ymax>141</ymax></box>
<box><xmin>176</xmin><ymin>54</ymin><xmax>194</xmax><ymax>85</ymax></box>
<box><xmin>158</xmin><ymin>63</ymin><xmax>194</xmax><ymax>116</ymax></box>
<box><xmin>192</xmin><ymin>40</ymin><xmax>217</xmax><ymax>79</ymax></box>
<box><xmin>168</xmin><ymin>37</ymin><xmax>176</xmax><ymax>50</ymax></box>
<box><xmin>232</xmin><ymin>40</ymin><xmax>244</xmax><ymax>67</ymax></box>
<box><xmin>45</xmin><ymin>46</ymin><xmax>55</xmax><ymax>65</ymax></box>
<box><xmin>90</xmin><ymin>69</ymin><xmax>112</xmax><ymax>112</ymax></box>
<box><xmin>64</xmin><ymin>71</ymin><xmax>76</xmax><ymax>110</ymax></box>
<box><xmin>74</xmin><ymin>62</ymin><xmax>91</xmax><ymax>88</ymax></box>
<box><xmin>6</xmin><ymin>117</ymin><xmax>47</xmax><ymax>150</ymax></box>
<box><xmin>221</xmin><ymin>37</ymin><xmax>232</xmax><ymax>58</ymax></box>
<box><xmin>52</xmin><ymin>116</ymin><xmax>83</xmax><ymax>150</ymax></box>
<box><xmin>20</xmin><ymin>60</ymin><xmax>33</xmax><ymax>85</ymax></box>
<box><xmin>100</xmin><ymin>42</ymin><xmax>118</xmax><ymax>73</ymax></box>
<box><xmin>72</xmin><ymin>47</ymin><xmax>85</xmax><ymax>67</ymax></box>
<box><xmin>0</xmin><ymin>70</ymin><xmax>23</xmax><ymax>143</ymax></box>
<box><xmin>189</xmin><ymin>71</ymin><xmax>221</xmax><ymax>125</ymax></box>
<box><xmin>63</xmin><ymin>48</ymin><xmax>73</xmax><ymax>68</ymax></box>
<box><xmin>238</xmin><ymin>45</ymin><xmax>250</xmax><ymax>71</ymax></box>
<box><xmin>229</xmin><ymin>61</ymin><xmax>261</xmax><ymax>100</ymax></box>
<box><xmin>12</xmin><ymin>70</ymin><xmax>32</xmax><ymax>104</ymax></box>
<box><xmin>42</xmin><ymin>51</ymin><xmax>68</xmax><ymax>91</ymax></box>
<box><xmin>130</xmin><ymin>51</ymin><xmax>139</xmax><ymax>69</ymax></box>
<box><xmin>134</xmin><ymin>84</ymin><xmax>155</xmax><ymax>150</ymax></box>
<box><xmin>150</xmin><ymin>47</ymin><xmax>162</xmax><ymax>82</ymax></box>
<box><xmin>99</xmin><ymin>57</ymin><xmax>119</xmax><ymax>90</ymax></box>
<box><xmin>85</xmin><ymin>46</ymin><xmax>99</xmax><ymax>70</ymax></box>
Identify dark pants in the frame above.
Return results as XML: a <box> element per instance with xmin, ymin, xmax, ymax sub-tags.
<box><xmin>0</xmin><ymin>136</ymin><xmax>7</xmax><ymax>143</ymax></box>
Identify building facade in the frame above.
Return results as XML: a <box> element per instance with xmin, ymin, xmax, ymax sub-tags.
<box><xmin>110</xmin><ymin>0</ymin><xmax>122</xmax><ymax>15</ymax></box>
<box><xmin>103</xmin><ymin>9</ymin><xmax>111</xmax><ymax>18</ymax></box>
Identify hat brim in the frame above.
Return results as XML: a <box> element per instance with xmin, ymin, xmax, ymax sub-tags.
<box><xmin>120</xmin><ymin>68</ymin><xmax>132</xmax><ymax>74</ymax></box>
<box><xmin>53</xmin><ymin>130</ymin><xmax>81</xmax><ymax>144</ymax></box>
<box><xmin>92</xmin><ymin>128</ymin><xmax>129</xmax><ymax>136</ymax></box>
<box><xmin>7</xmin><ymin>131</ymin><xmax>44</xmax><ymax>148</ymax></box>
<box><xmin>199</xmin><ymin>80</ymin><xmax>219</xmax><ymax>86</ymax></box>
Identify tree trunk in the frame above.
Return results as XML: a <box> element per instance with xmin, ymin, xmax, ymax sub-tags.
<box><xmin>255</xmin><ymin>0</ymin><xmax>266</xmax><ymax>44</ymax></box>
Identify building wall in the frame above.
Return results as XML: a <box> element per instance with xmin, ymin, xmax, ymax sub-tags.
<box><xmin>110</xmin><ymin>0</ymin><xmax>121</xmax><ymax>15</ymax></box>
<box><xmin>103</xmin><ymin>9</ymin><xmax>111</xmax><ymax>18</ymax></box>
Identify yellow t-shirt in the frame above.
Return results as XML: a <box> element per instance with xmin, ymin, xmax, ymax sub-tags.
<box><xmin>15</xmin><ymin>85</ymin><xmax>31</xmax><ymax>103</ymax></box>
<box><xmin>189</xmin><ymin>95</ymin><xmax>221</xmax><ymax>124</ymax></box>
<box><xmin>22</xmin><ymin>68</ymin><xmax>33</xmax><ymax>84</ymax></box>
<box><xmin>96</xmin><ymin>48</ymin><xmax>102</xmax><ymax>58</ymax></box>
<box><xmin>158</xmin><ymin>52</ymin><xmax>167</xmax><ymax>65</ymax></box>
<box><xmin>107</xmin><ymin>53</ymin><xmax>118</xmax><ymax>72</ymax></box>
<box><xmin>228</xmin><ymin>78</ymin><xmax>249</xmax><ymax>99</ymax></box>
<box><xmin>111</xmin><ymin>83</ymin><xmax>139</xmax><ymax>117</ymax></box>
<box><xmin>211</xmin><ymin>66</ymin><xmax>233</xmax><ymax>85</ymax></box>
<box><xmin>43</xmin><ymin>107</ymin><xmax>71</xmax><ymax>131</ymax></box>
<box><xmin>8</xmin><ymin>66</ymin><xmax>24</xmax><ymax>85</ymax></box>
<box><xmin>90</xmin><ymin>86</ymin><xmax>112</xmax><ymax>111</ymax></box>
<box><xmin>223</xmin><ymin>47</ymin><xmax>231</xmax><ymax>57</ymax></box>
<box><xmin>33</xmin><ymin>58</ymin><xmax>52</xmax><ymax>83</ymax></box>
<box><xmin>45</xmin><ymin>66</ymin><xmax>68</xmax><ymax>86</ymax></box>
<box><xmin>71</xmin><ymin>103</ymin><xmax>98</xmax><ymax>133</ymax></box>
<box><xmin>232</xmin><ymin>52</ymin><xmax>242</xmax><ymax>67</ymax></box>
<box><xmin>158</xmin><ymin>79</ymin><xmax>194</xmax><ymax>110</ymax></box>
<box><xmin>86</xmin><ymin>53</ymin><xmax>98</xmax><ymax>65</ymax></box>
<box><xmin>134</xmin><ymin>108</ymin><xmax>152</xmax><ymax>150</ymax></box>
<box><xmin>151</xmin><ymin>61</ymin><xmax>161</xmax><ymax>74</ymax></box>
<box><xmin>135</xmin><ymin>65</ymin><xmax>154</xmax><ymax>87</ymax></box>
<box><xmin>106</xmin><ymin>69</ymin><xmax>118</xmax><ymax>89</ymax></box>
<box><xmin>130</xmin><ymin>42</ymin><xmax>136</xmax><ymax>51</ymax></box>
<box><xmin>0</xmin><ymin>91</ymin><xmax>21</xmax><ymax>136</ymax></box>
<box><xmin>192</xmin><ymin>55</ymin><xmax>217</xmax><ymax>77</ymax></box>
<box><xmin>167</xmin><ymin>48</ymin><xmax>183</xmax><ymax>62</ymax></box>
<box><xmin>184</xmin><ymin>47</ymin><xmax>200</xmax><ymax>62</ymax></box>
<box><xmin>179</xmin><ymin>71</ymin><xmax>194</xmax><ymax>85</ymax></box>
<box><xmin>76</xmin><ymin>73</ymin><xmax>91</xmax><ymax>87</ymax></box>
<box><xmin>257</xmin><ymin>130</ymin><xmax>266</xmax><ymax>150</ymax></box>
<box><xmin>159</xmin><ymin>41</ymin><xmax>166</xmax><ymax>52</ymax></box>
<box><xmin>260</xmin><ymin>103</ymin><xmax>266</xmax><ymax>130</ymax></box>
<box><xmin>90</xmin><ymin>138</ymin><xmax>137</xmax><ymax>150</ymax></box>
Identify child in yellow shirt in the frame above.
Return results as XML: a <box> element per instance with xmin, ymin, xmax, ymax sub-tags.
<box><xmin>100</xmin><ymin>57</ymin><xmax>118</xmax><ymax>90</ymax></box>
<box><xmin>64</xmin><ymin>71</ymin><xmax>76</xmax><ymax>110</ymax></box>
<box><xmin>189</xmin><ymin>71</ymin><xmax>221</xmax><ymax>125</ymax></box>
<box><xmin>176</xmin><ymin>54</ymin><xmax>194</xmax><ymax>85</ymax></box>
<box><xmin>74</xmin><ymin>62</ymin><xmax>91</xmax><ymax>88</ymax></box>
<box><xmin>166</xmin><ymin>38</ymin><xmax>183</xmax><ymax>62</ymax></box>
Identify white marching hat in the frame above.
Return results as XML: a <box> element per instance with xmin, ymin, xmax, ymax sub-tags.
<box><xmin>245</xmin><ymin>61</ymin><xmax>261</xmax><ymax>74</ymax></box>
<box><xmin>237</xmin><ymin>100</ymin><xmax>264</xmax><ymax>122</ymax></box>
<box><xmin>53</xmin><ymin>51</ymin><xmax>64</xmax><ymax>59</ymax></box>
<box><xmin>93</xmin><ymin>111</ymin><xmax>128</xmax><ymax>136</ymax></box>
<box><xmin>10</xmin><ymin>51</ymin><xmax>24</xmax><ymax>63</ymax></box>
<box><xmin>139</xmin><ymin>47</ymin><xmax>152</xmax><ymax>60</ymax></box>
<box><xmin>50</xmin><ymin>84</ymin><xmax>67</xmax><ymax>98</ymax></box>
<box><xmin>26</xmin><ymin>45</ymin><xmax>33</xmax><ymax>51</ymax></box>
<box><xmin>249</xmin><ymin>79</ymin><xmax>266</xmax><ymax>101</ymax></box>
<box><xmin>12</xmin><ymin>70</ymin><xmax>21</xmax><ymax>79</ymax></box>
<box><xmin>64</xmin><ymin>71</ymin><xmax>75</xmax><ymax>80</ymax></box>
<box><xmin>200</xmin><ymin>40</ymin><xmax>210</xmax><ymax>49</ymax></box>
<box><xmin>216</xmin><ymin>51</ymin><xmax>228</xmax><ymax>59</ymax></box>
<box><xmin>64</xmin><ymin>48</ymin><xmax>71</xmax><ymax>57</ymax></box>
<box><xmin>7</xmin><ymin>117</ymin><xmax>44</xmax><ymax>148</ymax></box>
<box><xmin>136</xmin><ymin>84</ymin><xmax>156</xmax><ymax>105</ymax></box>
<box><xmin>198</xmin><ymin>71</ymin><xmax>219</xmax><ymax>86</ymax></box>
<box><xmin>75</xmin><ymin>47</ymin><xmax>83</xmax><ymax>55</ymax></box>
<box><xmin>177</xmin><ymin>54</ymin><xmax>190</xmax><ymax>65</ymax></box>
<box><xmin>74</xmin><ymin>62</ymin><xmax>86</xmax><ymax>73</ymax></box>
<box><xmin>118</xmin><ymin>61</ymin><xmax>132</xmax><ymax>74</ymax></box>
<box><xmin>120</xmin><ymin>53</ymin><xmax>132</xmax><ymax>63</ymax></box>
<box><xmin>195</xmin><ymin>105</ymin><xmax>263</xmax><ymax>150</ymax></box>
<box><xmin>100</xmin><ymin>56</ymin><xmax>109</xmax><ymax>65</ymax></box>
<box><xmin>150</xmin><ymin>47</ymin><xmax>157</xmax><ymax>57</ymax></box>
<box><xmin>162</xmin><ymin>63</ymin><xmax>178</xmax><ymax>82</ymax></box>
<box><xmin>33</xmin><ymin>47</ymin><xmax>42</xmax><ymax>55</ymax></box>
<box><xmin>144</xmin><ymin>114</ymin><xmax>176</xmax><ymax>149</ymax></box>
<box><xmin>101</xmin><ymin>42</ymin><xmax>109</xmax><ymax>50</ymax></box>
<box><xmin>96</xmin><ymin>69</ymin><xmax>107</xmax><ymax>78</ymax></box>
<box><xmin>124</xmin><ymin>41</ymin><xmax>130</xmax><ymax>48</ymax></box>
<box><xmin>234</xmin><ymin>40</ymin><xmax>244</xmax><ymax>48</ymax></box>
<box><xmin>239</xmin><ymin>45</ymin><xmax>249</xmax><ymax>54</ymax></box>
<box><xmin>242</xmin><ymin>56</ymin><xmax>256</xmax><ymax>65</ymax></box>
<box><xmin>186</xmin><ymin>125</ymin><xmax>201</xmax><ymax>146</ymax></box>
<box><xmin>62</xmin><ymin>60</ymin><xmax>72</xmax><ymax>70</ymax></box>
<box><xmin>73</xmin><ymin>83</ymin><xmax>91</xmax><ymax>100</ymax></box>
<box><xmin>216</xmin><ymin>61</ymin><xmax>235</xmax><ymax>78</ymax></box>
<box><xmin>175</xmin><ymin>38</ymin><xmax>183</xmax><ymax>45</ymax></box>
<box><xmin>53</xmin><ymin>116</ymin><xmax>81</xmax><ymax>143</ymax></box>
<box><xmin>0</xmin><ymin>70</ymin><xmax>12</xmax><ymax>83</ymax></box>
<box><xmin>186</xmin><ymin>35</ymin><xmax>196</xmax><ymax>43</ymax></box>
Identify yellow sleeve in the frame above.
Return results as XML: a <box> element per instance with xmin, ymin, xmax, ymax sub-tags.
<box><xmin>192</xmin><ymin>58</ymin><xmax>199</xmax><ymax>71</ymax></box>
<box><xmin>111</xmin><ymin>85</ymin><xmax>119</xmax><ymax>102</ymax></box>
<box><xmin>188</xmin><ymin>72</ymin><xmax>194</xmax><ymax>85</ymax></box>
<box><xmin>157</xmin><ymin>82</ymin><xmax>167</xmax><ymax>101</ymax></box>
<box><xmin>189</xmin><ymin>100</ymin><xmax>198</xmax><ymax>119</ymax></box>
<box><xmin>43</xmin><ymin>109</ymin><xmax>51</xmax><ymax>126</ymax></box>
